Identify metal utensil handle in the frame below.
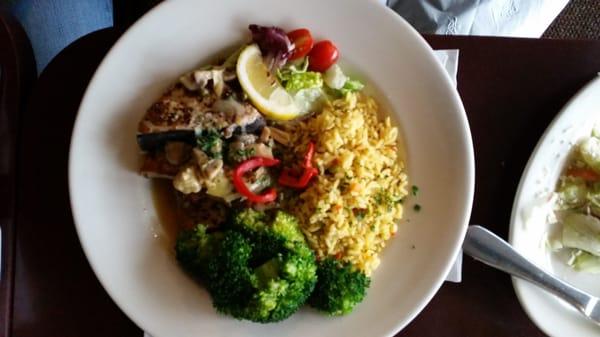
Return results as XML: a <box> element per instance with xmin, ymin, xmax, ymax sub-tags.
<box><xmin>463</xmin><ymin>225</ymin><xmax>592</xmax><ymax>314</ymax></box>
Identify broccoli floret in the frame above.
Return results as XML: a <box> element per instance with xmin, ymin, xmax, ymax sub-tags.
<box><xmin>308</xmin><ymin>257</ymin><xmax>371</xmax><ymax>316</ymax></box>
<box><xmin>230</xmin><ymin>209</ymin><xmax>304</xmax><ymax>243</ymax></box>
<box><xmin>175</xmin><ymin>224</ymin><xmax>223</xmax><ymax>277</ymax></box>
<box><xmin>254</xmin><ymin>258</ymin><xmax>281</xmax><ymax>287</ymax></box>
<box><xmin>271</xmin><ymin>211</ymin><xmax>305</xmax><ymax>243</ymax></box>
<box><xmin>215</xmin><ymin>241</ymin><xmax>317</xmax><ymax>323</ymax></box>
<box><xmin>237</xmin><ymin>251</ymin><xmax>317</xmax><ymax>322</ymax></box>
<box><xmin>206</xmin><ymin>231</ymin><xmax>255</xmax><ymax>312</ymax></box>
<box><xmin>230</xmin><ymin>208</ymin><xmax>268</xmax><ymax>233</ymax></box>
<box><xmin>179</xmin><ymin>210</ymin><xmax>317</xmax><ymax>323</ymax></box>
<box><xmin>267</xmin><ymin>252</ymin><xmax>317</xmax><ymax>321</ymax></box>
<box><xmin>229</xmin><ymin>209</ymin><xmax>308</xmax><ymax>265</ymax></box>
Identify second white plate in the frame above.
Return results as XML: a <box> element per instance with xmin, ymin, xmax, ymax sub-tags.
<box><xmin>510</xmin><ymin>76</ymin><xmax>600</xmax><ymax>337</ymax></box>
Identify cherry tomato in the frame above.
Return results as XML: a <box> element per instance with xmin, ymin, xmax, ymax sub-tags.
<box><xmin>308</xmin><ymin>40</ymin><xmax>339</xmax><ymax>72</ymax></box>
<box><xmin>287</xmin><ymin>28</ymin><xmax>314</xmax><ymax>60</ymax></box>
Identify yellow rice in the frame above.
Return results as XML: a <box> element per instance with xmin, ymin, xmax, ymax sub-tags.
<box><xmin>288</xmin><ymin>93</ymin><xmax>408</xmax><ymax>275</ymax></box>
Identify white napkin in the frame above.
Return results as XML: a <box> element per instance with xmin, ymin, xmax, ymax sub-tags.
<box><xmin>390</xmin><ymin>0</ymin><xmax>569</xmax><ymax>38</ymax></box>
<box><xmin>433</xmin><ymin>49</ymin><xmax>463</xmax><ymax>283</ymax></box>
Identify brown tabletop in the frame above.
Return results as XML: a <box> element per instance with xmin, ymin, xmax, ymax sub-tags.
<box><xmin>8</xmin><ymin>28</ymin><xmax>600</xmax><ymax>336</ymax></box>
<box><xmin>0</xmin><ymin>11</ymin><xmax>35</xmax><ymax>337</ymax></box>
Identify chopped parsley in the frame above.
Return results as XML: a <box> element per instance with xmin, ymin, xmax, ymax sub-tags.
<box><xmin>411</xmin><ymin>185</ymin><xmax>419</xmax><ymax>196</ymax></box>
<box><xmin>257</xmin><ymin>172</ymin><xmax>271</xmax><ymax>185</ymax></box>
<box><xmin>413</xmin><ymin>204</ymin><xmax>422</xmax><ymax>212</ymax></box>
<box><xmin>235</xmin><ymin>147</ymin><xmax>256</xmax><ymax>159</ymax></box>
<box><xmin>354</xmin><ymin>209</ymin><xmax>367</xmax><ymax>221</ymax></box>
<box><xmin>375</xmin><ymin>189</ymin><xmax>406</xmax><ymax>212</ymax></box>
<box><xmin>374</xmin><ymin>190</ymin><xmax>387</xmax><ymax>205</ymax></box>
<box><xmin>196</xmin><ymin>129</ymin><xmax>222</xmax><ymax>158</ymax></box>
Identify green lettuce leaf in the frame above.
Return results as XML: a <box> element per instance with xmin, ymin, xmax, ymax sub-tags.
<box><xmin>277</xmin><ymin>58</ymin><xmax>323</xmax><ymax>93</ymax></box>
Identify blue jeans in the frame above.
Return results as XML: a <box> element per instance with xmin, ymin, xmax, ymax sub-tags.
<box><xmin>10</xmin><ymin>0</ymin><xmax>113</xmax><ymax>73</ymax></box>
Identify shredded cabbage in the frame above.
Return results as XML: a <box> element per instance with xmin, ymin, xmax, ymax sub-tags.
<box><xmin>561</xmin><ymin>212</ymin><xmax>600</xmax><ymax>256</ymax></box>
<box><xmin>568</xmin><ymin>250</ymin><xmax>600</xmax><ymax>273</ymax></box>
<box><xmin>551</xmin><ymin>132</ymin><xmax>600</xmax><ymax>272</ymax></box>
<box><xmin>556</xmin><ymin>177</ymin><xmax>588</xmax><ymax>209</ymax></box>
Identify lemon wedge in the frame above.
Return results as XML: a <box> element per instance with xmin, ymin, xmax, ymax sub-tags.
<box><xmin>236</xmin><ymin>44</ymin><xmax>300</xmax><ymax>120</ymax></box>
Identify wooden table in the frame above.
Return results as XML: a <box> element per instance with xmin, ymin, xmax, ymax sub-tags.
<box><xmin>0</xmin><ymin>12</ymin><xmax>35</xmax><ymax>337</ymax></box>
<box><xmin>7</xmin><ymin>28</ymin><xmax>600</xmax><ymax>336</ymax></box>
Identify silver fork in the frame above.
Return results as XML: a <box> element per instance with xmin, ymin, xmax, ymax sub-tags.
<box><xmin>463</xmin><ymin>225</ymin><xmax>600</xmax><ymax>325</ymax></box>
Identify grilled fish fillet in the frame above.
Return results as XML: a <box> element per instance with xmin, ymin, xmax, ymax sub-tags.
<box><xmin>138</xmin><ymin>83</ymin><xmax>263</xmax><ymax>135</ymax></box>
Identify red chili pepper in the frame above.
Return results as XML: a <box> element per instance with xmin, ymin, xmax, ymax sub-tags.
<box><xmin>279</xmin><ymin>167</ymin><xmax>318</xmax><ymax>188</ymax></box>
<box><xmin>303</xmin><ymin>142</ymin><xmax>315</xmax><ymax>168</ymax></box>
<box><xmin>232</xmin><ymin>157</ymin><xmax>280</xmax><ymax>203</ymax></box>
<box><xmin>278</xmin><ymin>142</ymin><xmax>318</xmax><ymax>189</ymax></box>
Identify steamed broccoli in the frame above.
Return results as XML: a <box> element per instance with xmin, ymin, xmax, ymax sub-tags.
<box><xmin>230</xmin><ymin>208</ymin><xmax>269</xmax><ymax>233</ymax></box>
<box><xmin>238</xmin><ymin>251</ymin><xmax>317</xmax><ymax>322</ymax></box>
<box><xmin>271</xmin><ymin>211</ymin><xmax>306</xmax><ymax>244</ymax></box>
<box><xmin>230</xmin><ymin>209</ymin><xmax>309</xmax><ymax>263</ymax></box>
<box><xmin>230</xmin><ymin>209</ymin><xmax>304</xmax><ymax>242</ymax></box>
<box><xmin>175</xmin><ymin>224</ymin><xmax>223</xmax><ymax>277</ymax></box>
<box><xmin>175</xmin><ymin>209</ymin><xmax>317</xmax><ymax>323</ymax></box>
<box><xmin>206</xmin><ymin>231</ymin><xmax>255</xmax><ymax>310</ymax></box>
<box><xmin>308</xmin><ymin>257</ymin><xmax>371</xmax><ymax>315</ymax></box>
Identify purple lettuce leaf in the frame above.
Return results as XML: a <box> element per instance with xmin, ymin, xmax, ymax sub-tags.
<box><xmin>248</xmin><ymin>24</ymin><xmax>292</xmax><ymax>71</ymax></box>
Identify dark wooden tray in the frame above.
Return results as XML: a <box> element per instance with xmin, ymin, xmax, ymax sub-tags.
<box><xmin>6</xmin><ymin>27</ymin><xmax>600</xmax><ymax>336</ymax></box>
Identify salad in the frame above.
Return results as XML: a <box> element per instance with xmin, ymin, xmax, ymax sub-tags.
<box><xmin>136</xmin><ymin>24</ymin><xmax>408</xmax><ymax>323</ymax></box>
<box><xmin>552</xmin><ymin>126</ymin><xmax>600</xmax><ymax>272</ymax></box>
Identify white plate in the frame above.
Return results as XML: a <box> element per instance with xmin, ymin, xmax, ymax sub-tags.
<box><xmin>510</xmin><ymin>76</ymin><xmax>600</xmax><ymax>337</ymax></box>
<box><xmin>68</xmin><ymin>0</ymin><xmax>474</xmax><ymax>336</ymax></box>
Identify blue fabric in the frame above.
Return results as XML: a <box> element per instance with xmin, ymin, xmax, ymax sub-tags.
<box><xmin>10</xmin><ymin>0</ymin><xmax>113</xmax><ymax>74</ymax></box>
